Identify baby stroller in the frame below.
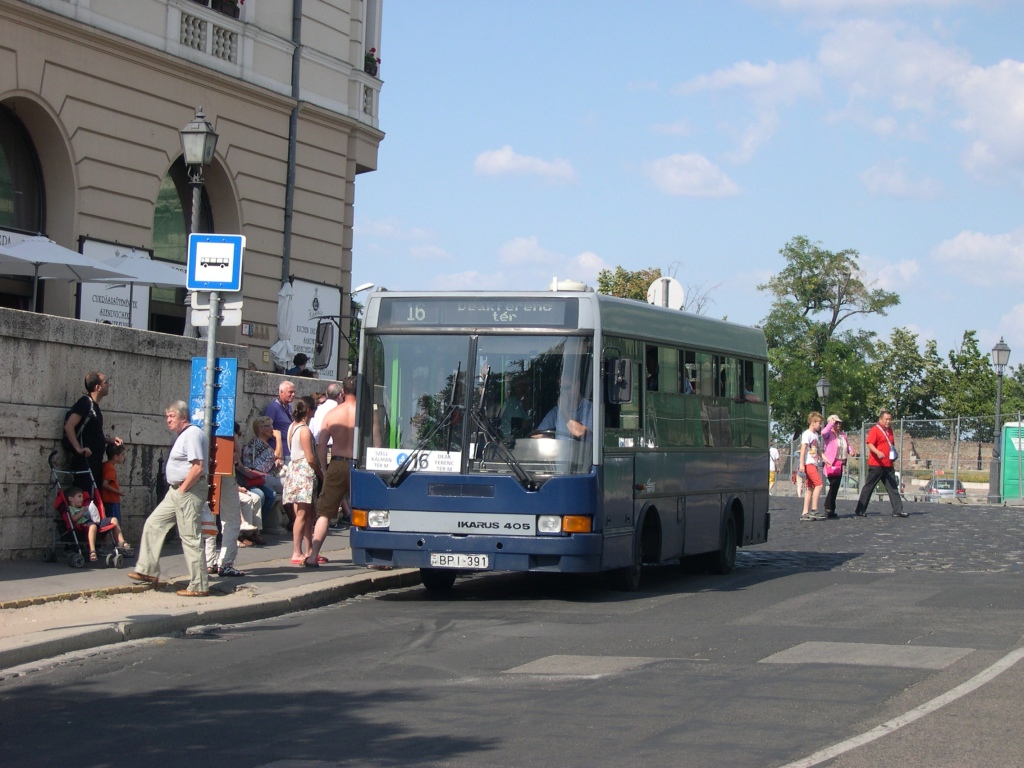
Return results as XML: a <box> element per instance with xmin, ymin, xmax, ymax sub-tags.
<box><xmin>43</xmin><ymin>449</ymin><xmax>130</xmax><ymax>569</ymax></box>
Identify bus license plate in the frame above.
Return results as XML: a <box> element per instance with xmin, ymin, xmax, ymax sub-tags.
<box><xmin>429</xmin><ymin>553</ymin><xmax>489</xmax><ymax>569</ymax></box>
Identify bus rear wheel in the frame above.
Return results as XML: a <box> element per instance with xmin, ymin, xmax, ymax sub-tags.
<box><xmin>420</xmin><ymin>568</ymin><xmax>457</xmax><ymax>592</ymax></box>
<box><xmin>707</xmin><ymin>514</ymin><xmax>737</xmax><ymax>575</ymax></box>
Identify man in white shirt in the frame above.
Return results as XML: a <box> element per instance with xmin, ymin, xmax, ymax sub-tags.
<box><xmin>310</xmin><ymin>382</ymin><xmax>342</xmax><ymax>444</ymax></box>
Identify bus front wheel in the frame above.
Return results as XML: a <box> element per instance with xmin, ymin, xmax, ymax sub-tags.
<box><xmin>611</xmin><ymin>535</ymin><xmax>643</xmax><ymax>591</ymax></box>
<box><xmin>420</xmin><ymin>568</ymin><xmax>457</xmax><ymax>592</ymax></box>
<box><xmin>707</xmin><ymin>514</ymin><xmax>737</xmax><ymax>575</ymax></box>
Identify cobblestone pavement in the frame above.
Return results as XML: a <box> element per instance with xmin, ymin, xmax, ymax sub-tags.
<box><xmin>740</xmin><ymin>497</ymin><xmax>1024</xmax><ymax>574</ymax></box>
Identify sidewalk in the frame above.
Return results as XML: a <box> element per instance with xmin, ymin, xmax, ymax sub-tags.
<box><xmin>0</xmin><ymin>527</ymin><xmax>419</xmax><ymax>670</ymax></box>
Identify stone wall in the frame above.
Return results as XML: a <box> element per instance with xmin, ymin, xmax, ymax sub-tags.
<box><xmin>0</xmin><ymin>308</ymin><xmax>328</xmax><ymax>560</ymax></box>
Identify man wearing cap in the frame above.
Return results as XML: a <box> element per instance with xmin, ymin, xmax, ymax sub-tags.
<box><xmin>821</xmin><ymin>414</ymin><xmax>855</xmax><ymax>518</ymax></box>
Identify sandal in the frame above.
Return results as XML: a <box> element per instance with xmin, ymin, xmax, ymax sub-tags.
<box><xmin>799</xmin><ymin>514</ymin><xmax>815</xmax><ymax>522</ymax></box>
<box><xmin>316</xmin><ymin>556</ymin><xmax>329</xmax><ymax>564</ymax></box>
<box><xmin>119</xmin><ymin>542</ymin><xmax>134</xmax><ymax>553</ymax></box>
<box><xmin>89</xmin><ymin>550</ymin><xmax>98</xmax><ymax>561</ymax></box>
<box><xmin>237</xmin><ymin>537</ymin><xmax>254</xmax><ymax>547</ymax></box>
<box><xmin>250</xmin><ymin>533</ymin><xmax>266</xmax><ymax>546</ymax></box>
<box><xmin>299</xmin><ymin>558</ymin><xmax>319</xmax><ymax>568</ymax></box>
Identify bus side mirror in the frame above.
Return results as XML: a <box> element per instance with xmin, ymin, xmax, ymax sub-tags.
<box><xmin>313</xmin><ymin>320</ymin><xmax>334</xmax><ymax>370</ymax></box>
<box><xmin>606</xmin><ymin>357</ymin><xmax>633</xmax><ymax>404</ymax></box>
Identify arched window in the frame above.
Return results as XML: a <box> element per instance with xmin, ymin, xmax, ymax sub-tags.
<box><xmin>151</xmin><ymin>157</ymin><xmax>213</xmax><ymax>333</ymax></box>
<box><xmin>0</xmin><ymin>104</ymin><xmax>44</xmax><ymax>232</ymax></box>
<box><xmin>0</xmin><ymin>103</ymin><xmax>45</xmax><ymax>309</ymax></box>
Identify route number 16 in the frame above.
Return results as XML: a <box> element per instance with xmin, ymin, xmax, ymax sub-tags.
<box><xmin>406</xmin><ymin>304</ymin><xmax>426</xmax><ymax>322</ymax></box>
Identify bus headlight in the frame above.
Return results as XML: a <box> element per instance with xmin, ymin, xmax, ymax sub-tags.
<box><xmin>367</xmin><ymin>509</ymin><xmax>390</xmax><ymax>528</ymax></box>
<box><xmin>537</xmin><ymin>515</ymin><xmax>562</xmax><ymax>534</ymax></box>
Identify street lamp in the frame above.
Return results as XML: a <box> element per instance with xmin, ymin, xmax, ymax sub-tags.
<box><xmin>180</xmin><ymin>107</ymin><xmax>219</xmax><ymax>455</ymax></box>
<box><xmin>816</xmin><ymin>375</ymin><xmax>831</xmax><ymax>415</ymax></box>
<box><xmin>987</xmin><ymin>338</ymin><xmax>1011</xmax><ymax>504</ymax></box>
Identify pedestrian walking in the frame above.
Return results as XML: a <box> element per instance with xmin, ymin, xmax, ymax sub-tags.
<box><xmin>799</xmin><ymin>412</ymin><xmax>825</xmax><ymax>521</ymax></box>
<box><xmin>821</xmin><ymin>415</ymin><xmax>856</xmax><ymax>518</ymax></box>
<box><xmin>853</xmin><ymin>409</ymin><xmax>907</xmax><ymax>518</ymax></box>
<box><xmin>129</xmin><ymin>401</ymin><xmax>210</xmax><ymax>596</ymax></box>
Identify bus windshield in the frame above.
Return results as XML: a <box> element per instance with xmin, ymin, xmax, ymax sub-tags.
<box><xmin>360</xmin><ymin>333</ymin><xmax>594</xmax><ymax>479</ymax></box>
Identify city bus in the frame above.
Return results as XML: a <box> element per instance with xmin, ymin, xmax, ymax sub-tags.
<box><xmin>348</xmin><ymin>285</ymin><xmax>770</xmax><ymax>591</ymax></box>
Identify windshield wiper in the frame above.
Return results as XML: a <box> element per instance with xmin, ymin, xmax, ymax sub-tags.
<box><xmin>387</xmin><ymin>362</ymin><xmax>462</xmax><ymax>488</ymax></box>
<box><xmin>471</xmin><ymin>365</ymin><xmax>539</xmax><ymax>491</ymax></box>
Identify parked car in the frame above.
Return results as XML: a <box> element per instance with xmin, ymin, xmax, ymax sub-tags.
<box><xmin>922</xmin><ymin>477</ymin><xmax>966</xmax><ymax>501</ymax></box>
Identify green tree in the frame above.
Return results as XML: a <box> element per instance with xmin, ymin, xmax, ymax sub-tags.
<box><xmin>759</xmin><ymin>236</ymin><xmax>900</xmax><ymax>437</ymax></box>
<box><xmin>869</xmin><ymin>327</ymin><xmax>934</xmax><ymax>420</ymax></box>
<box><xmin>596</xmin><ymin>265</ymin><xmax>718</xmax><ymax>313</ymax></box>
<box><xmin>597</xmin><ymin>266</ymin><xmax>662</xmax><ymax>301</ymax></box>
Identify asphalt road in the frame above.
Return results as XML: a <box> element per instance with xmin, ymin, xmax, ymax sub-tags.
<box><xmin>2</xmin><ymin>497</ymin><xmax>1023</xmax><ymax>767</ymax></box>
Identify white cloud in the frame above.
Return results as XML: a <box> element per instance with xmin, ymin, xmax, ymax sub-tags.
<box><xmin>726</xmin><ymin>110</ymin><xmax>781</xmax><ymax>164</ymax></box>
<box><xmin>473</xmin><ymin>145</ymin><xmax>577</xmax><ymax>183</ymax></box>
<box><xmin>860</xmin><ymin>159</ymin><xmax>942</xmax><ymax>198</ymax></box>
<box><xmin>752</xmin><ymin>0</ymin><xmax>972</xmax><ymax>10</ymax></box>
<box><xmin>643</xmin><ymin>154</ymin><xmax>741</xmax><ymax>197</ymax></box>
<box><xmin>955</xmin><ymin>59</ymin><xmax>1024</xmax><ymax>180</ymax></box>
<box><xmin>354</xmin><ymin>217</ymin><xmax>434</xmax><ymax>241</ymax></box>
<box><xmin>676</xmin><ymin>60</ymin><xmax>818</xmax><ymax>161</ymax></box>
<box><xmin>932</xmin><ymin>227</ymin><xmax>1024</xmax><ymax>286</ymax></box>
<box><xmin>651</xmin><ymin>120</ymin><xmax>693</xmax><ymax>136</ymax></box>
<box><xmin>874</xmin><ymin>259</ymin><xmax>920</xmax><ymax>291</ymax></box>
<box><xmin>818</xmin><ymin>20</ymin><xmax>970</xmax><ymax>114</ymax></box>
<box><xmin>499</xmin><ymin>236</ymin><xmax>557</xmax><ymax>266</ymax></box>
<box><xmin>677</xmin><ymin>59</ymin><xmax>820</xmax><ymax>105</ymax></box>
<box><xmin>408</xmin><ymin>244</ymin><xmax>452</xmax><ymax>261</ymax></box>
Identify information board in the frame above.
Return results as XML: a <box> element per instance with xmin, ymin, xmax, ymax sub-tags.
<box><xmin>189</xmin><ymin>357</ymin><xmax>238</xmax><ymax>438</ymax></box>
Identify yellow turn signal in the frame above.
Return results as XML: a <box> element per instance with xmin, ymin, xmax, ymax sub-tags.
<box><xmin>351</xmin><ymin>509</ymin><xmax>368</xmax><ymax>528</ymax></box>
<box><xmin>562</xmin><ymin>515</ymin><xmax>592</xmax><ymax>533</ymax></box>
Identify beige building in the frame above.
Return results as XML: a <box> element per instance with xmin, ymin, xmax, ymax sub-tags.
<box><xmin>0</xmin><ymin>0</ymin><xmax>384</xmax><ymax>370</ymax></box>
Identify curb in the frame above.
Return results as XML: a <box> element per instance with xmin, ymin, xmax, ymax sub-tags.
<box><xmin>0</xmin><ymin>568</ymin><xmax>420</xmax><ymax>671</ymax></box>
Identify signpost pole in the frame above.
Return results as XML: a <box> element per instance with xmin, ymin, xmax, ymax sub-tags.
<box><xmin>203</xmin><ymin>290</ymin><xmax>221</xmax><ymax>453</ymax></box>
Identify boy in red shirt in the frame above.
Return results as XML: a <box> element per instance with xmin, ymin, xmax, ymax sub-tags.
<box><xmin>854</xmin><ymin>410</ymin><xmax>907</xmax><ymax>517</ymax></box>
<box><xmin>101</xmin><ymin>444</ymin><xmax>128</xmax><ymax>527</ymax></box>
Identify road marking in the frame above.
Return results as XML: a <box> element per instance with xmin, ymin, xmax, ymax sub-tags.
<box><xmin>504</xmin><ymin>655</ymin><xmax>663</xmax><ymax>678</ymax></box>
<box><xmin>778</xmin><ymin>646</ymin><xmax>1024</xmax><ymax>768</ymax></box>
<box><xmin>760</xmin><ymin>641</ymin><xmax>973</xmax><ymax>670</ymax></box>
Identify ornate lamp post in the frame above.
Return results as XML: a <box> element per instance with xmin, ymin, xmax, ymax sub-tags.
<box><xmin>816</xmin><ymin>375</ymin><xmax>831</xmax><ymax>416</ymax></box>
<box><xmin>987</xmin><ymin>338</ymin><xmax>1011</xmax><ymax>504</ymax></box>
<box><xmin>180</xmin><ymin>107</ymin><xmax>219</xmax><ymax>450</ymax></box>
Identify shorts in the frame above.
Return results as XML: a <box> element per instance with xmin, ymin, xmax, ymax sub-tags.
<box><xmin>804</xmin><ymin>464</ymin><xmax>823</xmax><ymax>489</ymax></box>
<box><xmin>316</xmin><ymin>459</ymin><xmax>351</xmax><ymax>520</ymax></box>
<box><xmin>768</xmin><ymin>471</ymin><xmax>776</xmax><ymax>486</ymax></box>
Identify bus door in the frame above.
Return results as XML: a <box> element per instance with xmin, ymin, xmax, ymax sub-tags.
<box><xmin>601</xmin><ymin>454</ymin><xmax>635</xmax><ymax>569</ymax></box>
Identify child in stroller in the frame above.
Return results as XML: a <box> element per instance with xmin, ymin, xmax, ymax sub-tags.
<box><xmin>66</xmin><ymin>486</ymin><xmax>133</xmax><ymax>562</ymax></box>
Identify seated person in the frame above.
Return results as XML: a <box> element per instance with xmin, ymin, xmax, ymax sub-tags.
<box><xmin>499</xmin><ymin>377</ymin><xmax>533</xmax><ymax>438</ymax></box>
<box><xmin>533</xmin><ymin>385</ymin><xmax>593</xmax><ymax>440</ymax></box>
<box><xmin>66</xmin><ymin>486</ymin><xmax>131</xmax><ymax>561</ymax></box>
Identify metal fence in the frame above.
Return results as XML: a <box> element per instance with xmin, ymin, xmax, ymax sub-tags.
<box><xmin>776</xmin><ymin>414</ymin><xmax>1024</xmax><ymax>503</ymax></box>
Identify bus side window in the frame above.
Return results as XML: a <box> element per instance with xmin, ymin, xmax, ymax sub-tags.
<box><xmin>679</xmin><ymin>350</ymin><xmax>695</xmax><ymax>394</ymax></box>
<box><xmin>645</xmin><ymin>345</ymin><xmax>659</xmax><ymax>391</ymax></box>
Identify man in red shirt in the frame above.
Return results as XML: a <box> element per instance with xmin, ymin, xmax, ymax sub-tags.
<box><xmin>854</xmin><ymin>410</ymin><xmax>907</xmax><ymax>517</ymax></box>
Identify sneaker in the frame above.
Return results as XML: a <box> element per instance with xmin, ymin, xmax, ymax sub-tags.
<box><xmin>218</xmin><ymin>564</ymin><xmax>246</xmax><ymax>577</ymax></box>
<box><xmin>892</xmin><ymin>511</ymin><xmax>909</xmax><ymax>518</ymax></box>
<box><xmin>824</xmin><ymin>511</ymin><xmax>838</xmax><ymax>519</ymax></box>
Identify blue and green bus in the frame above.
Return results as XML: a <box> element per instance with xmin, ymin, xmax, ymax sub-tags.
<box><xmin>349</xmin><ymin>286</ymin><xmax>770</xmax><ymax>590</ymax></box>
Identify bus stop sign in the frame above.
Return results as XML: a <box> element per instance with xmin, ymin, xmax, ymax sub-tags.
<box><xmin>187</xmin><ymin>234</ymin><xmax>245</xmax><ymax>292</ymax></box>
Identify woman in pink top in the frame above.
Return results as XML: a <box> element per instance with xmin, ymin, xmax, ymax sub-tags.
<box><xmin>821</xmin><ymin>415</ymin><xmax>856</xmax><ymax>518</ymax></box>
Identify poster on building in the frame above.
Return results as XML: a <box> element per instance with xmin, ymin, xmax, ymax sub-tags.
<box><xmin>78</xmin><ymin>239</ymin><xmax>152</xmax><ymax>328</ymax></box>
<box><xmin>289</xmin><ymin>278</ymin><xmax>342</xmax><ymax>382</ymax></box>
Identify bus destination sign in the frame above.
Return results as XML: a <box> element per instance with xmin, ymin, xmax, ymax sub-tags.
<box><xmin>378</xmin><ymin>297</ymin><xmax>578</xmax><ymax>329</ymax></box>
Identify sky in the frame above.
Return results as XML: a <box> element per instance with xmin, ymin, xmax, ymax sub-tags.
<box><xmin>352</xmin><ymin>0</ymin><xmax>1024</xmax><ymax>365</ymax></box>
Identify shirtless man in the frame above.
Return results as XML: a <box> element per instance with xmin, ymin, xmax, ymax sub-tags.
<box><xmin>305</xmin><ymin>376</ymin><xmax>356</xmax><ymax>567</ymax></box>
